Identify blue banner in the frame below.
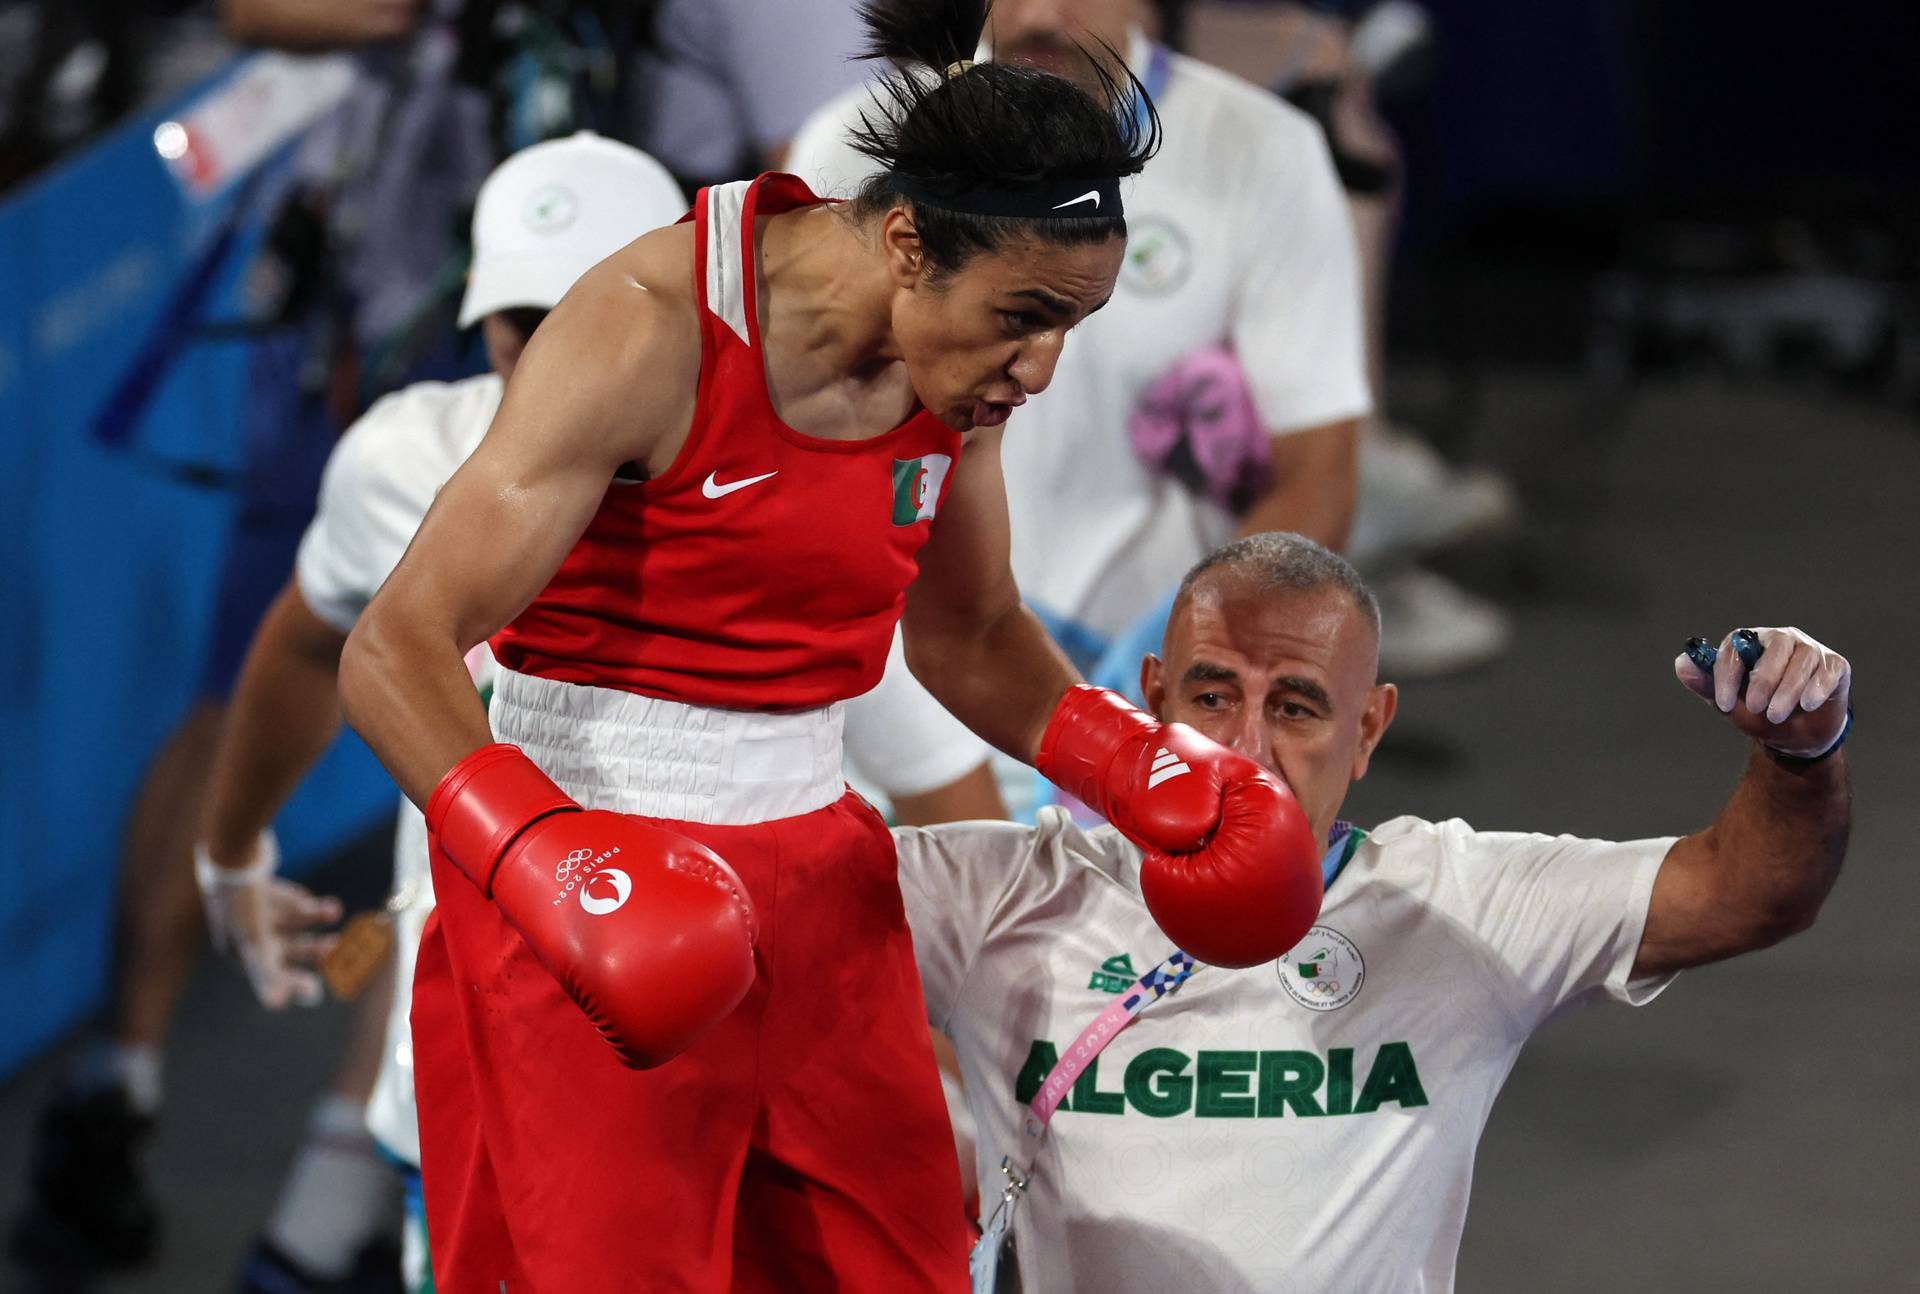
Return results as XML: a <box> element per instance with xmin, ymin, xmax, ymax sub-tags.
<box><xmin>0</xmin><ymin>64</ymin><xmax>396</xmax><ymax>1079</ymax></box>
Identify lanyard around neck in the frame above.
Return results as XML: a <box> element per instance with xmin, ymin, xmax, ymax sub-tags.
<box><xmin>977</xmin><ymin>822</ymin><xmax>1363</xmax><ymax>1268</ymax></box>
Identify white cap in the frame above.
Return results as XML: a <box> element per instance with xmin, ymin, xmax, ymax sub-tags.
<box><xmin>458</xmin><ymin>131</ymin><xmax>688</xmax><ymax>328</ymax></box>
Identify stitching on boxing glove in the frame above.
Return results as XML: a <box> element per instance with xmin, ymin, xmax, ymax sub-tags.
<box><xmin>665</xmin><ymin>852</ymin><xmax>760</xmax><ymax>946</ymax></box>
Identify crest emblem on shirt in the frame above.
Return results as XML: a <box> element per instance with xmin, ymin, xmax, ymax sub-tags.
<box><xmin>1278</xmin><ymin>925</ymin><xmax>1365</xmax><ymax>1011</ymax></box>
<box><xmin>1119</xmin><ymin>217</ymin><xmax>1192</xmax><ymax>296</ymax></box>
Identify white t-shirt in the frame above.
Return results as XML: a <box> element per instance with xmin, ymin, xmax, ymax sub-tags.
<box><xmin>788</xmin><ymin>32</ymin><xmax>1371</xmax><ymax>641</ymax></box>
<box><xmin>894</xmin><ymin>809</ymin><xmax>1676</xmax><ymax>1293</ymax></box>
<box><xmin>296</xmin><ymin>374</ymin><xmax>506</xmax><ymax>638</ymax></box>
<box><xmin>292</xmin><ymin>373</ymin><xmax>991</xmax><ymax>1159</ymax></box>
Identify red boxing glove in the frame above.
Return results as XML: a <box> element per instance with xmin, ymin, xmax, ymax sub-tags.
<box><xmin>1037</xmin><ymin>686</ymin><xmax>1322</xmax><ymax>968</ymax></box>
<box><xmin>427</xmin><ymin>744</ymin><xmax>758</xmax><ymax>1068</ymax></box>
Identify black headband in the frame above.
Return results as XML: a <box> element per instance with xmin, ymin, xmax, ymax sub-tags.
<box><xmin>888</xmin><ymin>172</ymin><xmax>1124</xmax><ymax>220</ymax></box>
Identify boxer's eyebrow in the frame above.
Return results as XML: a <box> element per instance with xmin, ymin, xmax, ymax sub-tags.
<box><xmin>1012</xmin><ymin>287</ymin><xmax>1113</xmax><ymax>319</ymax></box>
<box><xmin>1010</xmin><ymin>288</ymin><xmax>1072</xmax><ymax>315</ymax></box>
<box><xmin>1270</xmin><ymin>676</ymin><xmax>1333</xmax><ymax>711</ymax></box>
<box><xmin>1183</xmin><ymin>662</ymin><xmax>1239</xmax><ymax>684</ymax></box>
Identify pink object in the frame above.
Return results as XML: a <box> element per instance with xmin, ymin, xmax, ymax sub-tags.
<box><xmin>1129</xmin><ymin>343</ymin><xmax>1272</xmax><ymax>513</ymax></box>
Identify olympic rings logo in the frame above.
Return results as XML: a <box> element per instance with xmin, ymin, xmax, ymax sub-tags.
<box><xmin>554</xmin><ymin>848</ymin><xmax>595</xmax><ymax>883</ymax></box>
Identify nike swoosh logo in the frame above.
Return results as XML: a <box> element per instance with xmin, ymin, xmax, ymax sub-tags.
<box><xmin>702</xmin><ymin>469</ymin><xmax>778</xmax><ymax>499</ymax></box>
<box><xmin>1052</xmin><ymin>189</ymin><xmax>1100</xmax><ymax>211</ymax></box>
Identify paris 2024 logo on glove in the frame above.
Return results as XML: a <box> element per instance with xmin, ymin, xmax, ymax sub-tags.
<box><xmin>552</xmin><ymin>846</ymin><xmax>632</xmax><ymax>914</ymax></box>
<box><xmin>580</xmin><ymin>867</ymin><xmax>633</xmax><ymax>915</ymax></box>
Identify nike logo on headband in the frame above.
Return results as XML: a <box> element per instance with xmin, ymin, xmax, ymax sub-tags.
<box><xmin>1052</xmin><ymin>189</ymin><xmax>1101</xmax><ymax>211</ymax></box>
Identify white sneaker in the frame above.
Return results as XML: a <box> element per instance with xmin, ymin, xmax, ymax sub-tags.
<box><xmin>1348</xmin><ymin>424</ymin><xmax>1520</xmax><ymax>563</ymax></box>
<box><xmin>1372</xmin><ymin>567</ymin><xmax>1513</xmax><ymax>679</ymax></box>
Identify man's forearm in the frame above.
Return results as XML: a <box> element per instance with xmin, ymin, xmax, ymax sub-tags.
<box><xmin>905</xmin><ymin>604</ymin><xmax>1079</xmax><ymax>767</ymax></box>
<box><xmin>202</xmin><ymin>585</ymin><xmax>350</xmax><ymax>865</ymax></box>
<box><xmin>889</xmin><ymin>763</ymin><xmax>1008</xmax><ymax>828</ymax></box>
<box><xmin>221</xmin><ymin>0</ymin><xmax>415</xmax><ymax>50</ymax></box>
<box><xmin>1700</xmin><ymin>745</ymin><xmax>1850</xmax><ymax>942</ymax></box>
<box><xmin>1238</xmin><ymin>419</ymin><xmax>1359</xmax><ymax>550</ymax></box>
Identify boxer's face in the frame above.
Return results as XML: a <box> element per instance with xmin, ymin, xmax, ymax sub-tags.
<box><xmin>1144</xmin><ymin>575</ymin><xmax>1397</xmax><ymax>844</ymax></box>
<box><xmin>884</xmin><ymin>214</ymin><xmax>1123</xmax><ymax>431</ymax></box>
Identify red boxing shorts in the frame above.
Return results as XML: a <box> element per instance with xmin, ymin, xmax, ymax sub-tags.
<box><xmin>411</xmin><ymin>786</ymin><xmax>970</xmax><ymax>1293</ymax></box>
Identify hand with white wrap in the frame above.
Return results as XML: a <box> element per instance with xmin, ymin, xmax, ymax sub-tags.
<box><xmin>1676</xmin><ymin>626</ymin><xmax>1851</xmax><ymax>760</ymax></box>
<box><xmin>194</xmin><ymin>832</ymin><xmax>344</xmax><ymax>1009</ymax></box>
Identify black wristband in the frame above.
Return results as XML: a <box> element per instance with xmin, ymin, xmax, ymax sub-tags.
<box><xmin>1764</xmin><ymin>707</ymin><xmax>1852</xmax><ymax>767</ymax></box>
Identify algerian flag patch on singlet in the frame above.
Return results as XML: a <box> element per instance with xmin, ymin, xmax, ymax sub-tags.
<box><xmin>891</xmin><ymin>453</ymin><xmax>952</xmax><ymax>525</ymax></box>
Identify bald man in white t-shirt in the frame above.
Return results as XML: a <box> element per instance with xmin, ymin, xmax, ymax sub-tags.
<box><xmin>894</xmin><ymin>533</ymin><xmax>1852</xmax><ymax>1293</ymax></box>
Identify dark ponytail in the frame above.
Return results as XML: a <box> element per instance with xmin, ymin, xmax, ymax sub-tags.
<box><xmin>856</xmin><ymin>0</ymin><xmax>988</xmax><ymax>72</ymax></box>
<box><xmin>847</xmin><ymin>0</ymin><xmax>1160</xmax><ymax>277</ymax></box>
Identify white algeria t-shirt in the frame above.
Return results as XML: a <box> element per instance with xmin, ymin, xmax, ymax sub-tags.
<box><xmin>292</xmin><ymin>373</ymin><xmax>990</xmax><ymax>1162</ymax></box>
<box><xmin>894</xmin><ymin>809</ymin><xmax>1676</xmax><ymax>1293</ymax></box>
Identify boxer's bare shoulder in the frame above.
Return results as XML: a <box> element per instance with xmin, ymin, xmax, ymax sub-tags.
<box><xmin>502</xmin><ymin>222</ymin><xmax>702</xmax><ymax>475</ymax></box>
<box><xmin>590</xmin><ymin>220</ymin><xmax>702</xmax><ymax>328</ymax></box>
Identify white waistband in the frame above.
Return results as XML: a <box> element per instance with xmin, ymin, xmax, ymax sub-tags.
<box><xmin>490</xmin><ymin>668</ymin><xmax>846</xmax><ymax>826</ymax></box>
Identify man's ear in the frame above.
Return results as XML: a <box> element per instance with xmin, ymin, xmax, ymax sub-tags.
<box><xmin>1140</xmin><ymin>653</ymin><xmax>1166</xmax><ymax>720</ymax></box>
<box><xmin>880</xmin><ymin>207</ymin><xmax>925</xmax><ymax>288</ymax></box>
<box><xmin>1350</xmin><ymin>682</ymin><xmax>1398</xmax><ymax>782</ymax></box>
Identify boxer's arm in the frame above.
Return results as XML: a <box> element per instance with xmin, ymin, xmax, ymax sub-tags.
<box><xmin>340</xmin><ymin>255</ymin><xmax>699</xmax><ymax>806</ymax></box>
<box><xmin>201</xmin><ymin>580</ymin><xmax>350</xmax><ymax>867</ymax></box>
<box><xmin>900</xmin><ymin>426</ymin><xmax>1081</xmax><ymax>766</ymax></box>
<box><xmin>1239</xmin><ymin>418</ymin><xmax>1359</xmax><ymax>551</ymax></box>
<box><xmin>889</xmin><ymin>763</ymin><xmax>1007</xmax><ymax>828</ymax></box>
<box><xmin>1634</xmin><ymin>628</ymin><xmax>1852</xmax><ymax>977</ymax></box>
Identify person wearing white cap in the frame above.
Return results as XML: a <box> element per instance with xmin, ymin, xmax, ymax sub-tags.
<box><xmin>184</xmin><ymin>131</ymin><xmax>686</xmax><ymax>1294</ymax></box>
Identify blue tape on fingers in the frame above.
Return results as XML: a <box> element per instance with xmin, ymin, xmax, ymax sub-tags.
<box><xmin>1683</xmin><ymin>631</ymin><xmax>1762</xmax><ymax>697</ymax></box>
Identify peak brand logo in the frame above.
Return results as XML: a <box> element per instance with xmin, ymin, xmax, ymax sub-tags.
<box><xmin>580</xmin><ymin>867</ymin><xmax>633</xmax><ymax>916</ymax></box>
<box><xmin>1089</xmin><ymin>952</ymin><xmax>1137</xmax><ymax>994</ymax></box>
<box><xmin>1146</xmin><ymin>747</ymin><xmax>1191</xmax><ymax>789</ymax></box>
